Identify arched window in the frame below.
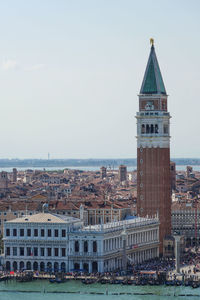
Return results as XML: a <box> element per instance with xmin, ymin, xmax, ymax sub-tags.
<box><xmin>54</xmin><ymin>262</ymin><xmax>59</xmax><ymax>272</ymax></box>
<box><xmin>155</xmin><ymin>124</ymin><xmax>159</xmax><ymax>134</ymax></box>
<box><xmin>47</xmin><ymin>262</ymin><xmax>52</xmax><ymax>272</ymax></box>
<box><xmin>13</xmin><ymin>261</ymin><xmax>17</xmax><ymax>271</ymax></box>
<box><xmin>75</xmin><ymin>240</ymin><xmax>79</xmax><ymax>252</ymax></box>
<box><xmin>92</xmin><ymin>261</ymin><xmax>98</xmax><ymax>273</ymax></box>
<box><xmin>6</xmin><ymin>261</ymin><xmax>10</xmax><ymax>271</ymax></box>
<box><xmin>26</xmin><ymin>261</ymin><xmax>31</xmax><ymax>270</ymax></box>
<box><xmin>83</xmin><ymin>263</ymin><xmax>89</xmax><ymax>272</ymax></box>
<box><xmin>61</xmin><ymin>262</ymin><xmax>66</xmax><ymax>272</ymax></box>
<box><xmin>93</xmin><ymin>241</ymin><xmax>97</xmax><ymax>253</ymax></box>
<box><xmin>150</xmin><ymin>124</ymin><xmax>154</xmax><ymax>134</ymax></box>
<box><xmin>40</xmin><ymin>262</ymin><xmax>45</xmax><ymax>272</ymax></box>
<box><xmin>19</xmin><ymin>261</ymin><xmax>24</xmax><ymax>270</ymax></box>
<box><xmin>74</xmin><ymin>262</ymin><xmax>80</xmax><ymax>270</ymax></box>
<box><xmin>33</xmin><ymin>261</ymin><xmax>38</xmax><ymax>271</ymax></box>
<box><xmin>141</xmin><ymin>124</ymin><xmax>145</xmax><ymax>134</ymax></box>
<box><xmin>146</xmin><ymin>124</ymin><xmax>150</xmax><ymax>134</ymax></box>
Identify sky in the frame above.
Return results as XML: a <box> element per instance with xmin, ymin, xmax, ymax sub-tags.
<box><xmin>0</xmin><ymin>0</ymin><xmax>200</xmax><ymax>159</ymax></box>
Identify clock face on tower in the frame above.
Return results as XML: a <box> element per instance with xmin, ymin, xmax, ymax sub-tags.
<box><xmin>145</xmin><ymin>101</ymin><xmax>154</xmax><ymax>110</ymax></box>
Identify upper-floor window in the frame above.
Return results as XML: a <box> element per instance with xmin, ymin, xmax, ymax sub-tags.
<box><xmin>34</xmin><ymin>247</ymin><xmax>38</xmax><ymax>256</ymax></box>
<box><xmin>54</xmin><ymin>248</ymin><xmax>59</xmax><ymax>256</ymax></box>
<box><xmin>75</xmin><ymin>241</ymin><xmax>79</xmax><ymax>252</ymax></box>
<box><xmin>150</xmin><ymin>124</ymin><xmax>154</xmax><ymax>134</ymax></box>
<box><xmin>141</xmin><ymin>124</ymin><xmax>145</xmax><ymax>134</ymax></box>
<box><xmin>54</xmin><ymin>229</ymin><xmax>58</xmax><ymax>237</ymax></box>
<box><xmin>155</xmin><ymin>124</ymin><xmax>159</xmax><ymax>134</ymax></box>
<box><xmin>84</xmin><ymin>241</ymin><xmax>88</xmax><ymax>252</ymax></box>
<box><xmin>6</xmin><ymin>247</ymin><xmax>10</xmax><ymax>256</ymax></box>
<box><xmin>48</xmin><ymin>229</ymin><xmax>51</xmax><ymax>237</ymax></box>
<box><xmin>20</xmin><ymin>247</ymin><xmax>24</xmax><ymax>256</ymax></box>
<box><xmin>20</xmin><ymin>229</ymin><xmax>24</xmax><ymax>237</ymax></box>
<box><xmin>6</xmin><ymin>229</ymin><xmax>10</xmax><ymax>236</ymax></box>
<box><xmin>61</xmin><ymin>248</ymin><xmax>66</xmax><ymax>257</ymax></box>
<box><xmin>27</xmin><ymin>247</ymin><xmax>31</xmax><ymax>256</ymax></box>
<box><xmin>93</xmin><ymin>241</ymin><xmax>97</xmax><ymax>253</ymax></box>
<box><xmin>34</xmin><ymin>229</ymin><xmax>38</xmax><ymax>237</ymax></box>
<box><xmin>47</xmin><ymin>248</ymin><xmax>51</xmax><ymax>256</ymax></box>
<box><xmin>40</xmin><ymin>248</ymin><xmax>45</xmax><ymax>256</ymax></box>
<box><xmin>62</xmin><ymin>230</ymin><xmax>66</xmax><ymax>237</ymax></box>
<box><xmin>146</xmin><ymin>124</ymin><xmax>150</xmax><ymax>134</ymax></box>
<box><xmin>162</xmin><ymin>101</ymin><xmax>166</xmax><ymax>110</ymax></box>
<box><xmin>13</xmin><ymin>229</ymin><xmax>17</xmax><ymax>236</ymax></box>
<box><xmin>13</xmin><ymin>247</ymin><xmax>17</xmax><ymax>256</ymax></box>
<box><xmin>41</xmin><ymin>229</ymin><xmax>45</xmax><ymax>237</ymax></box>
<box><xmin>27</xmin><ymin>229</ymin><xmax>31</xmax><ymax>237</ymax></box>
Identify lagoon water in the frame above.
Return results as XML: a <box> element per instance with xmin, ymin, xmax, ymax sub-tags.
<box><xmin>0</xmin><ymin>279</ymin><xmax>200</xmax><ymax>300</ymax></box>
<box><xmin>0</xmin><ymin>165</ymin><xmax>200</xmax><ymax>172</ymax></box>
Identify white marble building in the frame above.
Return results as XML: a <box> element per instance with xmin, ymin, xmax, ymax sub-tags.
<box><xmin>3</xmin><ymin>212</ymin><xmax>159</xmax><ymax>273</ymax></box>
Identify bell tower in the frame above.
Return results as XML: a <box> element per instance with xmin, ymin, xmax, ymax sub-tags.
<box><xmin>136</xmin><ymin>39</ymin><xmax>171</xmax><ymax>254</ymax></box>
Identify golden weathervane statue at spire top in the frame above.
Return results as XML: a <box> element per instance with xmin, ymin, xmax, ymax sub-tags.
<box><xmin>150</xmin><ymin>38</ymin><xmax>154</xmax><ymax>46</ymax></box>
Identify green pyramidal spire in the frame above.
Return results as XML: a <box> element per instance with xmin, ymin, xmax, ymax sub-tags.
<box><xmin>140</xmin><ymin>42</ymin><xmax>166</xmax><ymax>95</ymax></box>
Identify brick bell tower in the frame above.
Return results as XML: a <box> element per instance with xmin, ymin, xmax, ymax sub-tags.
<box><xmin>136</xmin><ymin>39</ymin><xmax>171</xmax><ymax>254</ymax></box>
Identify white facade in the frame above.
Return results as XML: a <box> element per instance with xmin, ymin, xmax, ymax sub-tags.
<box><xmin>136</xmin><ymin>108</ymin><xmax>171</xmax><ymax>149</ymax></box>
<box><xmin>3</xmin><ymin>213</ymin><xmax>159</xmax><ymax>273</ymax></box>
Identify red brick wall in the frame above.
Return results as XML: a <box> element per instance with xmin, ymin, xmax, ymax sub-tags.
<box><xmin>137</xmin><ymin>147</ymin><xmax>171</xmax><ymax>254</ymax></box>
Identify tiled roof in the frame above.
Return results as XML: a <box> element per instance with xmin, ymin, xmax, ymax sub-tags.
<box><xmin>7</xmin><ymin>212</ymin><xmax>79</xmax><ymax>224</ymax></box>
<box><xmin>140</xmin><ymin>44</ymin><xmax>166</xmax><ymax>95</ymax></box>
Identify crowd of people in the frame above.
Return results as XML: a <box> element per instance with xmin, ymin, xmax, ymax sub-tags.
<box><xmin>134</xmin><ymin>257</ymin><xmax>175</xmax><ymax>273</ymax></box>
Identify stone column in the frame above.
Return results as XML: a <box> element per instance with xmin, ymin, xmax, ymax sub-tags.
<box><xmin>80</xmin><ymin>241</ymin><xmax>83</xmax><ymax>255</ymax></box>
<box><xmin>98</xmin><ymin>239</ymin><xmax>103</xmax><ymax>255</ymax></box>
<box><xmin>88</xmin><ymin>240</ymin><xmax>92</xmax><ymax>254</ymax></box>
<box><xmin>121</xmin><ymin>228</ymin><xmax>127</xmax><ymax>273</ymax></box>
<box><xmin>174</xmin><ymin>235</ymin><xmax>181</xmax><ymax>273</ymax></box>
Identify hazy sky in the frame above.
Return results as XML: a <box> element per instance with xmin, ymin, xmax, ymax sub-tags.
<box><xmin>0</xmin><ymin>0</ymin><xmax>200</xmax><ymax>159</ymax></box>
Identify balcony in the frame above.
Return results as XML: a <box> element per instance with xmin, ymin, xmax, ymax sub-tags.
<box><xmin>69</xmin><ymin>251</ymin><xmax>101</xmax><ymax>257</ymax></box>
<box><xmin>136</xmin><ymin>112</ymin><xmax>170</xmax><ymax>117</ymax></box>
